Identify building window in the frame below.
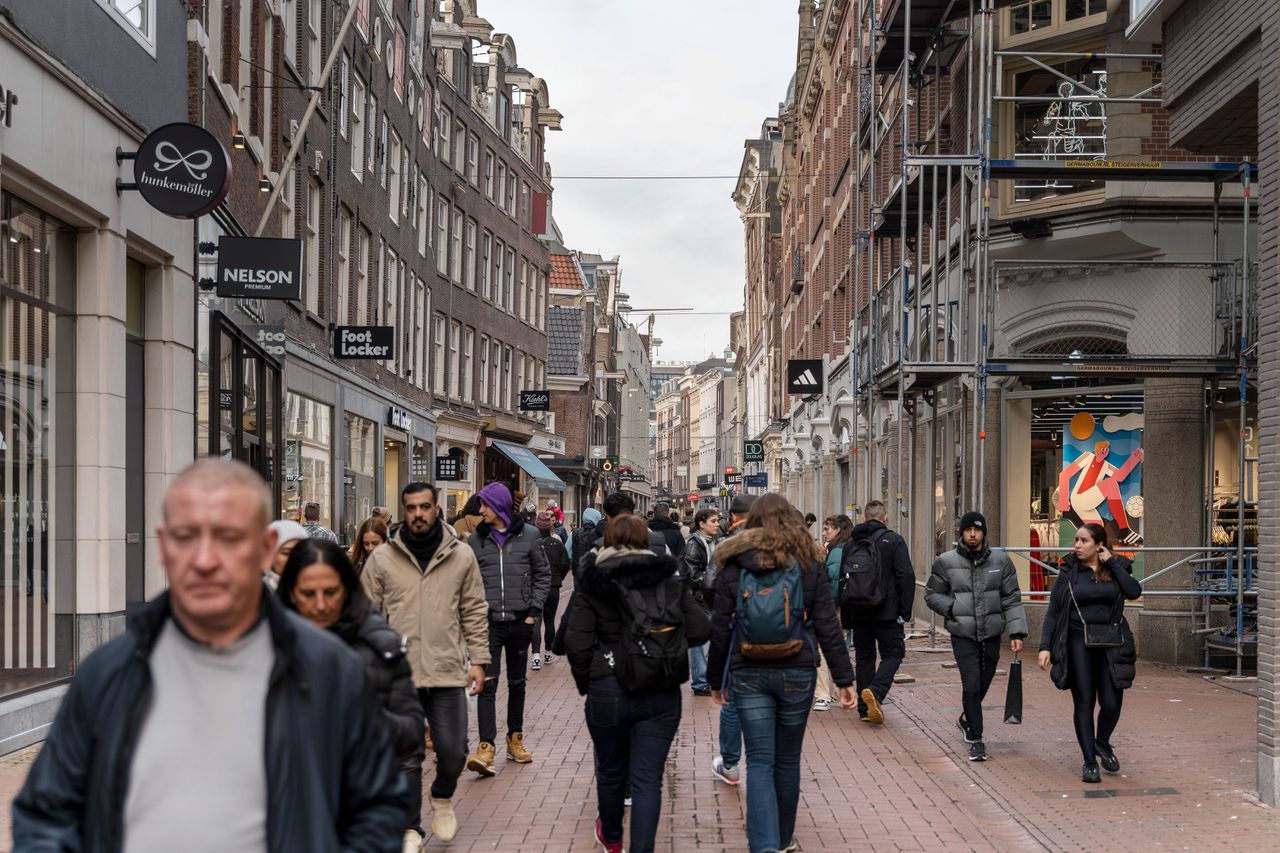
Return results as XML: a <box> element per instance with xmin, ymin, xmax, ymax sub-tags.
<box><xmin>467</xmin><ymin>133</ymin><xmax>480</xmax><ymax>185</ymax></box>
<box><xmin>307</xmin><ymin>0</ymin><xmax>322</xmax><ymax>83</ymax></box>
<box><xmin>484</xmin><ymin>149</ymin><xmax>495</xmax><ymax>198</ymax></box>
<box><xmin>480</xmin><ymin>230</ymin><xmax>493</xmax><ymax>300</ymax></box>
<box><xmin>490</xmin><ymin>339</ymin><xmax>502</xmax><ymax>407</ymax></box>
<box><xmin>366</xmin><ymin>91</ymin><xmax>378</xmax><ymax>178</ymax></box>
<box><xmin>502</xmin><ymin>346</ymin><xmax>513</xmax><ymax>410</ymax></box>
<box><xmin>449</xmin><ymin>210</ymin><xmax>462</xmax><ymax>283</ymax></box>
<box><xmin>388</xmin><ymin>132</ymin><xmax>402</xmax><ymax>222</ymax></box>
<box><xmin>506</xmin><ymin>173</ymin><xmax>517</xmax><ymax>218</ymax></box>
<box><xmin>284</xmin><ymin>394</ymin><xmax>333</xmax><ymax>531</ymax></box>
<box><xmin>496</xmin><ymin>161</ymin><xmax>506</xmax><ymax>206</ymax></box>
<box><xmin>282</xmin><ymin>0</ymin><xmax>298</xmax><ymax>68</ymax></box>
<box><xmin>355</xmin><ymin>0</ymin><xmax>370</xmax><ymax>39</ymax></box>
<box><xmin>337</xmin><ymin>54</ymin><xmax>349</xmax><ymax>137</ymax></box>
<box><xmin>417</xmin><ymin>176</ymin><xmax>429</xmax><ymax>257</ymax></box>
<box><xmin>305</xmin><ymin>180</ymin><xmax>320</xmax><ymax>315</ymax></box>
<box><xmin>505</xmin><ymin>247</ymin><xmax>516</xmax><ymax>313</ymax></box>
<box><xmin>379</xmin><ymin>114</ymin><xmax>389</xmax><ymax>187</ymax></box>
<box><xmin>356</xmin><ymin>227</ymin><xmax>370</xmax><ymax>324</ymax></box>
<box><xmin>350</xmin><ymin>73</ymin><xmax>366</xmax><ymax>178</ymax></box>
<box><xmin>384</xmin><ymin>247</ymin><xmax>398</xmax><ymax>347</ymax></box>
<box><xmin>415</xmin><ymin>278</ymin><xmax>428</xmax><ymax>388</ymax></box>
<box><xmin>337</xmin><ymin>210</ymin><xmax>351</xmax><ymax>324</ymax></box>
<box><xmin>1009</xmin><ymin>57</ymin><xmax>1106</xmax><ymax>205</ymax></box>
<box><xmin>453</xmin><ymin>123</ymin><xmax>466</xmax><ymax>173</ymax></box>
<box><xmin>439</xmin><ymin>109</ymin><xmax>452</xmax><ymax>164</ymax></box>
<box><xmin>433</xmin><ymin>314</ymin><xmax>446</xmax><ymax>394</ymax></box>
<box><xmin>492</xmin><ymin>239</ymin><xmax>504</xmax><ymax>306</ymax></box>
<box><xmin>479</xmin><ymin>335</ymin><xmax>490</xmax><ymax>404</ymax></box>
<box><xmin>462</xmin><ymin>327</ymin><xmax>474</xmax><ymax>402</ymax></box>
<box><xmin>1004</xmin><ymin>0</ymin><xmax>1106</xmax><ymax>40</ymax></box>
<box><xmin>517</xmin><ymin>258</ymin><xmax>527</xmax><ymax>323</ymax></box>
<box><xmin>96</xmin><ymin>0</ymin><xmax>154</xmax><ymax>50</ymax></box>
<box><xmin>280</xmin><ymin>167</ymin><xmax>295</xmax><ymax>238</ymax></box>
<box><xmin>498</xmin><ymin>93</ymin><xmax>510</xmax><ymax>138</ymax></box>
<box><xmin>449</xmin><ymin>320</ymin><xmax>461</xmax><ymax>398</ymax></box>
<box><xmin>435</xmin><ymin>197</ymin><xmax>449</xmax><ymax>275</ymax></box>
<box><xmin>464</xmin><ymin>219</ymin><xmax>477</xmax><ymax>291</ymax></box>
<box><xmin>393</xmin><ymin>22</ymin><xmax>406</xmax><ymax>99</ymax></box>
<box><xmin>344</xmin><ymin>412</ymin><xmax>377</xmax><ymax>543</ymax></box>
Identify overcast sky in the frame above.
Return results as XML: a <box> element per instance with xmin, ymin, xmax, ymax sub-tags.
<box><xmin>484</xmin><ymin>0</ymin><xmax>798</xmax><ymax>364</ymax></box>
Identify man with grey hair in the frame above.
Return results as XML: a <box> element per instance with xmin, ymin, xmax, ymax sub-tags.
<box><xmin>841</xmin><ymin>499</ymin><xmax>916</xmax><ymax>725</ymax></box>
<box><xmin>13</xmin><ymin>459</ymin><xmax>406</xmax><ymax>851</ymax></box>
<box><xmin>302</xmin><ymin>501</ymin><xmax>338</xmax><ymax>542</ymax></box>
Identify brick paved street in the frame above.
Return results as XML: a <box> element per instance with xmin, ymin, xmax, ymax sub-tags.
<box><xmin>3</xmin><ymin>623</ymin><xmax>1278</xmax><ymax>852</ymax></box>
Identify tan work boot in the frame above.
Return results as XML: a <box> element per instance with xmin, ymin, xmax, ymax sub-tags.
<box><xmin>861</xmin><ymin>688</ymin><xmax>884</xmax><ymax>724</ymax></box>
<box><xmin>466</xmin><ymin>741</ymin><xmax>496</xmax><ymax>777</ymax></box>
<box><xmin>429</xmin><ymin>797</ymin><xmax>458</xmax><ymax>843</ymax></box>
<box><xmin>506</xmin><ymin>731</ymin><xmax>533</xmax><ymax>763</ymax></box>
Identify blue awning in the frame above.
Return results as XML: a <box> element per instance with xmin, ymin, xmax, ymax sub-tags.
<box><xmin>490</xmin><ymin>440</ymin><xmax>567</xmax><ymax>492</ymax></box>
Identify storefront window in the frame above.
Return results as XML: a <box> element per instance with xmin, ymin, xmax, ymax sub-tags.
<box><xmin>0</xmin><ymin>192</ymin><xmax>76</xmax><ymax>697</ymax></box>
<box><xmin>344</xmin><ymin>412</ymin><xmax>377</xmax><ymax>543</ymax></box>
<box><xmin>1011</xmin><ymin>59</ymin><xmax>1106</xmax><ymax>204</ymax></box>
<box><xmin>284</xmin><ymin>394</ymin><xmax>333</xmax><ymax>526</ymax></box>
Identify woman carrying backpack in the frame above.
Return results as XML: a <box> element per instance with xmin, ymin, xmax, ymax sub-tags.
<box><xmin>1037</xmin><ymin>523</ymin><xmax>1141</xmax><ymax>783</ymax></box>
<box><xmin>565</xmin><ymin>514</ymin><xmax>711</xmax><ymax>853</ymax></box>
<box><xmin>707</xmin><ymin>494</ymin><xmax>856</xmax><ymax>853</ymax></box>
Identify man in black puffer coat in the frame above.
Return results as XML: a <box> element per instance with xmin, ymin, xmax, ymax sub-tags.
<box><xmin>649</xmin><ymin>503</ymin><xmax>686</xmax><ymax>558</ymax></box>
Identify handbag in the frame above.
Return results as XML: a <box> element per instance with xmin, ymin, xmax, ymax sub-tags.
<box><xmin>1003</xmin><ymin>657</ymin><xmax>1023</xmax><ymax>724</ymax></box>
<box><xmin>1067</xmin><ymin>571</ymin><xmax>1124</xmax><ymax>648</ymax></box>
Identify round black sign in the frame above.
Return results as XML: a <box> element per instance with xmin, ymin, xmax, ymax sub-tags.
<box><xmin>133</xmin><ymin>123</ymin><xmax>232</xmax><ymax>219</ymax></box>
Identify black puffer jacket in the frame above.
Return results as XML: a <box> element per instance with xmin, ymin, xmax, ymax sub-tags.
<box><xmin>333</xmin><ymin>599</ymin><xmax>425</xmax><ymax>769</ymax></box>
<box><xmin>1041</xmin><ymin>555</ymin><xmax>1140</xmax><ymax>691</ymax></box>
<box><xmin>539</xmin><ymin>532</ymin><xmax>572</xmax><ymax>589</ymax></box>
<box><xmin>649</xmin><ymin>517</ymin><xmax>685</xmax><ymax>559</ymax></box>
<box><xmin>12</xmin><ymin>592</ymin><xmax>406</xmax><ymax>853</ymax></box>
<box><xmin>565</xmin><ymin>548</ymin><xmax>711</xmax><ymax>695</ymax></box>
<box><xmin>471</xmin><ymin>514</ymin><xmax>552</xmax><ymax>621</ymax></box>
<box><xmin>706</xmin><ymin>530</ymin><xmax>855</xmax><ymax>691</ymax></box>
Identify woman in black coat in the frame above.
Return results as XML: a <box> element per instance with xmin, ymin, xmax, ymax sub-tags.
<box><xmin>1038</xmin><ymin>523</ymin><xmax>1141</xmax><ymax>783</ymax></box>
<box><xmin>565</xmin><ymin>515</ymin><xmax>710</xmax><ymax>853</ymax></box>
<box><xmin>278</xmin><ymin>539</ymin><xmax>426</xmax><ymax>851</ymax></box>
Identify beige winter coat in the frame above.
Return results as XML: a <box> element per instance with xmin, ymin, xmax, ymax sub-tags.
<box><xmin>361</xmin><ymin>525</ymin><xmax>491</xmax><ymax>688</ymax></box>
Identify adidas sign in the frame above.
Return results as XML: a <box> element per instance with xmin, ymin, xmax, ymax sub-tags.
<box><xmin>787</xmin><ymin>359</ymin><xmax>824</xmax><ymax>394</ymax></box>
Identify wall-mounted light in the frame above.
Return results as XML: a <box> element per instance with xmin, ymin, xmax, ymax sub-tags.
<box><xmin>232</xmin><ymin>133</ymin><xmax>247</xmax><ymax>150</ymax></box>
<box><xmin>258</xmin><ymin>177</ymin><xmax>271</xmax><ymax>193</ymax></box>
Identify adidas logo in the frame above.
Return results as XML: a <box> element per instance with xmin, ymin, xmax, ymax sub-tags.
<box><xmin>793</xmin><ymin>370</ymin><xmax>818</xmax><ymax>387</ymax></box>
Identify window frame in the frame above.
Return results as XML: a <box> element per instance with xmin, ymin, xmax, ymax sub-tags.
<box><xmin>95</xmin><ymin>0</ymin><xmax>156</xmax><ymax>55</ymax></box>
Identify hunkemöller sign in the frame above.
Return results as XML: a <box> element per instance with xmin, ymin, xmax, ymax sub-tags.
<box><xmin>131</xmin><ymin>123</ymin><xmax>231</xmax><ymax>219</ymax></box>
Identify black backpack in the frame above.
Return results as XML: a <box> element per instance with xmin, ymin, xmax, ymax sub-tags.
<box><xmin>611</xmin><ymin>576</ymin><xmax>690</xmax><ymax>692</ymax></box>
<box><xmin>840</xmin><ymin>529</ymin><xmax>889</xmax><ymax>610</ymax></box>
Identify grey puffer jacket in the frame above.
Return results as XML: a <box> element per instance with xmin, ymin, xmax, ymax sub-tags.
<box><xmin>924</xmin><ymin>542</ymin><xmax>1028</xmax><ymax>642</ymax></box>
<box><xmin>470</xmin><ymin>514</ymin><xmax>552</xmax><ymax>622</ymax></box>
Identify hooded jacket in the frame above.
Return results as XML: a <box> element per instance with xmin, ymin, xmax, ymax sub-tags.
<box><xmin>470</xmin><ymin>513</ymin><xmax>552</xmax><ymax>621</ymax></box>
<box><xmin>649</xmin><ymin>516</ymin><xmax>686</xmax><ymax>558</ymax></box>
<box><xmin>361</xmin><ymin>522</ymin><xmax>492</xmax><ymax>688</ymax></box>
<box><xmin>564</xmin><ymin>548</ymin><xmax>711</xmax><ymax>695</ymax></box>
<box><xmin>569</xmin><ymin>508</ymin><xmax>604</xmax><ymax>578</ymax></box>
<box><xmin>841</xmin><ymin>519</ymin><xmax>916</xmax><ymax>624</ymax></box>
<box><xmin>705</xmin><ymin>530</ymin><xmax>855</xmax><ymax>691</ymax></box>
<box><xmin>924</xmin><ymin>540</ymin><xmax>1029</xmax><ymax>642</ymax></box>
<box><xmin>1041</xmin><ymin>554</ymin><xmax>1140</xmax><ymax>691</ymax></box>
<box><xmin>12</xmin><ymin>592</ymin><xmax>406</xmax><ymax>853</ymax></box>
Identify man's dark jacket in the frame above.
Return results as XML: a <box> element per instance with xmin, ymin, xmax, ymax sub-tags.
<box><xmin>12</xmin><ymin>591</ymin><xmax>407</xmax><ymax>853</ymax></box>
<box><xmin>470</xmin><ymin>513</ymin><xmax>552</xmax><ymax>621</ymax></box>
<box><xmin>648</xmin><ymin>516</ymin><xmax>685</xmax><ymax>560</ymax></box>
<box><xmin>840</xmin><ymin>519</ymin><xmax>916</xmax><ymax>624</ymax></box>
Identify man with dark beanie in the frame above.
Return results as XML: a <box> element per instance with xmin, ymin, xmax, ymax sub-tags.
<box><xmin>925</xmin><ymin>510</ymin><xmax>1027</xmax><ymax>763</ymax></box>
<box><xmin>362</xmin><ymin>482</ymin><xmax>490</xmax><ymax>843</ymax></box>
<box><xmin>530</xmin><ymin>509</ymin><xmax>571</xmax><ymax>670</ymax></box>
<box><xmin>466</xmin><ymin>482</ymin><xmax>551</xmax><ymax>776</ymax></box>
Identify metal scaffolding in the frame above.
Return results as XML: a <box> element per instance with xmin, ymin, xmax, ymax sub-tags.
<box><xmin>850</xmin><ymin>0</ymin><xmax>1257</xmax><ymax>673</ymax></box>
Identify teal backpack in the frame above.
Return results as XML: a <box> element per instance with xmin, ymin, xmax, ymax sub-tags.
<box><xmin>735</xmin><ymin>562</ymin><xmax>810</xmax><ymax>661</ymax></box>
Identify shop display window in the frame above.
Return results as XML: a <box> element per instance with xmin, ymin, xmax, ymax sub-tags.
<box><xmin>284</xmin><ymin>394</ymin><xmax>333</xmax><ymax>527</ymax></box>
<box><xmin>344</xmin><ymin>413</ymin><xmax>378</xmax><ymax>543</ymax></box>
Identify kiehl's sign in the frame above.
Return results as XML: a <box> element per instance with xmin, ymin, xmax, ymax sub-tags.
<box><xmin>519</xmin><ymin>390</ymin><xmax>550</xmax><ymax>412</ymax></box>
<box><xmin>334</xmin><ymin>326</ymin><xmax>395</xmax><ymax>360</ymax></box>
<box><xmin>132</xmin><ymin>123</ymin><xmax>232</xmax><ymax>219</ymax></box>
<box><xmin>216</xmin><ymin>237</ymin><xmax>303</xmax><ymax>300</ymax></box>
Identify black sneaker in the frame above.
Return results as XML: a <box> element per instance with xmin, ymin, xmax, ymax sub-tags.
<box><xmin>1082</xmin><ymin>760</ymin><xmax>1101</xmax><ymax>783</ymax></box>
<box><xmin>692</xmin><ymin>686</ymin><xmax>712</xmax><ymax>696</ymax></box>
<box><xmin>957</xmin><ymin>715</ymin><xmax>978</xmax><ymax>744</ymax></box>
<box><xmin>968</xmin><ymin>741</ymin><xmax>988</xmax><ymax>762</ymax></box>
<box><xmin>1096</xmin><ymin>743</ymin><xmax>1120</xmax><ymax>773</ymax></box>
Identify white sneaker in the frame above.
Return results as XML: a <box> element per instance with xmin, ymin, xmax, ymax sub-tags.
<box><xmin>429</xmin><ymin>797</ymin><xmax>457</xmax><ymax>843</ymax></box>
<box><xmin>531</xmin><ymin>653</ymin><xmax>542</xmax><ymax>671</ymax></box>
<box><xmin>712</xmin><ymin>755</ymin><xmax>740</xmax><ymax>785</ymax></box>
<box><xmin>813</xmin><ymin>699</ymin><xmax>831</xmax><ymax>712</ymax></box>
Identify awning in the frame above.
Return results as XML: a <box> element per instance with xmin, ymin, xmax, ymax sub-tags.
<box><xmin>490</xmin><ymin>440</ymin><xmax>567</xmax><ymax>492</ymax></box>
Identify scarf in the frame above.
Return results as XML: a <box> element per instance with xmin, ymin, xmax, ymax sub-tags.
<box><xmin>400</xmin><ymin>517</ymin><xmax>444</xmax><ymax>569</ymax></box>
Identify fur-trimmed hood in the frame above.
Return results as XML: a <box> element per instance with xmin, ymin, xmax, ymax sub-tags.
<box><xmin>581</xmin><ymin>547</ymin><xmax>679</xmax><ymax>595</ymax></box>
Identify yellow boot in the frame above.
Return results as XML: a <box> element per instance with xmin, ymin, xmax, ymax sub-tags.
<box><xmin>466</xmin><ymin>741</ymin><xmax>496</xmax><ymax>777</ymax></box>
<box><xmin>506</xmin><ymin>732</ymin><xmax>533</xmax><ymax>763</ymax></box>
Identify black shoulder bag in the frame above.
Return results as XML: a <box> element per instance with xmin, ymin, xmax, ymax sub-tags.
<box><xmin>1066</xmin><ymin>570</ymin><xmax>1124</xmax><ymax>648</ymax></box>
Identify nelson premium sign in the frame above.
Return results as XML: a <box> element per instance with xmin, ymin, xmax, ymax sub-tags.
<box><xmin>126</xmin><ymin>123</ymin><xmax>232</xmax><ymax>219</ymax></box>
<box><xmin>216</xmin><ymin>236</ymin><xmax>303</xmax><ymax>300</ymax></box>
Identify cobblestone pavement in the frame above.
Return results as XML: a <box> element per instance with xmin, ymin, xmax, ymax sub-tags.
<box><xmin>2</xmin><ymin>632</ymin><xmax>1278</xmax><ymax>851</ymax></box>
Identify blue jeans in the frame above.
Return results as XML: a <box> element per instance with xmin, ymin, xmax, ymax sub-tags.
<box><xmin>690</xmin><ymin>641</ymin><xmax>710</xmax><ymax>691</ymax></box>
<box><xmin>733</xmin><ymin>667</ymin><xmax>816</xmax><ymax>853</ymax></box>
<box><xmin>585</xmin><ymin>677</ymin><xmax>682</xmax><ymax>853</ymax></box>
<box><xmin>719</xmin><ymin>699</ymin><xmax>742</xmax><ymax>766</ymax></box>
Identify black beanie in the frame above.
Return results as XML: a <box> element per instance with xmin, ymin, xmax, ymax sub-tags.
<box><xmin>959</xmin><ymin>511</ymin><xmax>987</xmax><ymax>534</ymax></box>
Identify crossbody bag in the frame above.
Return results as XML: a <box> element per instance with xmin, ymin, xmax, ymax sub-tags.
<box><xmin>1066</xmin><ymin>570</ymin><xmax>1124</xmax><ymax>648</ymax></box>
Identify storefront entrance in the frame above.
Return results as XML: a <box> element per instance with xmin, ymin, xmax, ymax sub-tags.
<box><xmin>384</xmin><ymin>431</ymin><xmax>406</xmax><ymax>512</ymax></box>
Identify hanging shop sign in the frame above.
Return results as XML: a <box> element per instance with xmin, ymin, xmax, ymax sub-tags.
<box><xmin>787</xmin><ymin>359</ymin><xmax>824</xmax><ymax>395</ymax></box>
<box><xmin>726</xmin><ymin>473</ymin><xmax>743</xmax><ymax>485</ymax></box>
<box><xmin>745</xmin><ymin>472</ymin><xmax>769</xmax><ymax>488</ymax></box>
<box><xmin>590</xmin><ymin>445</ymin><xmax>607</xmax><ymax>459</ymax></box>
<box><xmin>244</xmin><ymin>325</ymin><xmax>287</xmax><ymax>357</ymax></box>
<box><xmin>217</xmin><ymin>236</ymin><xmax>303</xmax><ymax>300</ymax></box>
<box><xmin>743</xmin><ymin>441</ymin><xmax>765</xmax><ymax>462</ymax></box>
<box><xmin>128</xmin><ymin>122</ymin><xmax>232</xmax><ymax>218</ymax></box>
<box><xmin>387</xmin><ymin>405</ymin><xmax>413</xmax><ymax>432</ymax></box>
<box><xmin>335</xmin><ymin>325</ymin><xmax>395</xmax><ymax>360</ymax></box>
<box><xmin>0</xmin><ymin>81</ymin><xmax>18</xmax><ymax>128</ymax></box>
<box><xmin>519</xmin><ymin>390</ymin><xmax>551</xmax><ymax>412</ymax></box>
<box><xmin>436</xmin><ymin>455</ymin><xmax>463</xmax><ymax>481</ymax></box>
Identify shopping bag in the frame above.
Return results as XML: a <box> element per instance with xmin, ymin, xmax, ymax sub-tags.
<box><xmin>1004</xmin><ymin>658</ymin><xmax>1023</xmax><ymax>724</ymax></box>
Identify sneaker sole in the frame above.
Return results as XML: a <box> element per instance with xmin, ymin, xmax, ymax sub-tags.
<box><xmin>466</xmin><ymin>758</ymin><xmax>496</xmax><ymax>777</ymax></box>
<box><xmin>968</xmin><ymin>753</ymin><xmax>988</xmax><ymax>762</ymax></box>
<box><xmin>507</xmin><ymin>754</ymin><xmax>533</xmax><ymax>764</ymax></box>
<box><xmin>712</xmin><ymin>766</ymin><xmax>741</xmax><ymax>786</ymax></box>
<box><xmin>861</xmin><ymin>689</ymin><xmax>884</xmax><ymax>724</ymax></box>
<box><xmin>957</xmin><ymin>717</ymin><xmax>978</xmax><ymax>744</ymax></box>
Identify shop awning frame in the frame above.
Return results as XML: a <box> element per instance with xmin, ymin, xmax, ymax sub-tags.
<box><xmin>489</xmin><ymin>440</ymin><xmax>567</xmax><ymax>492</ymax></box>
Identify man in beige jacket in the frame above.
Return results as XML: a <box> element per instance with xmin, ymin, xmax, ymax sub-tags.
<box><xmin>363</xmin><ymin>482</ymin><xmax>489</xmax><ymax>846</ymax></box>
